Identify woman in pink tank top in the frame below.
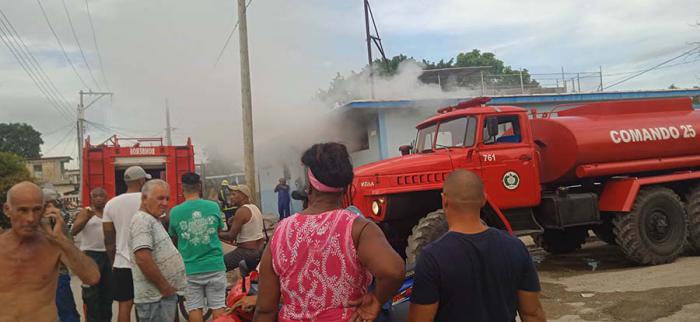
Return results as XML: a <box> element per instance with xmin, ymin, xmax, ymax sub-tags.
<box><xmin>254</xmin><ymin>143</ymin><xmax>405</xmax><ymax>322</ymax></box>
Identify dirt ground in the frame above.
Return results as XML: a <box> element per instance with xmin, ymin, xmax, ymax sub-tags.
<box><xmin>527</xmin><ymin>236</ymin><xmax>700</xmax><ymax>322</ymax></box>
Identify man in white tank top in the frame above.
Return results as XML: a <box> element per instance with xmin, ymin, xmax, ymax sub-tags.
<box><xmin>71</xmin><ymin>187</ymin><xmax>113</xmax><ymax>321</ymax></box>
<box><xmin>218</xmin><ymin>185</ymin><xmax>265</xmax><ymax>271</ymax></box>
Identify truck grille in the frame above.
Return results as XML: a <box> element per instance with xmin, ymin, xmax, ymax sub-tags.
<box><xmin>397</xmin><ymin>172</ymin><xmax>448</xmax><ymax>185</ymax></box>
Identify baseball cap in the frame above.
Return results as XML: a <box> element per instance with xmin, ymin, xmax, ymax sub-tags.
<box><xmin>124</xmin><ymin>166</ymin><xmax>152</xmax><ymax>182</ymax></box>
<box><xmin>228</xmin><ymin>184</ymin><xmax>252</xmax><ymax>199</ymax></box>
<box><xmin>181</xmin><ymin>172</ymin><xmax>201</xmax><ymax>185</ymax></box>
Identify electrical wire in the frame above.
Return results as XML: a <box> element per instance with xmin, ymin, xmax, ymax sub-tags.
<box><xmin>43</xmin><ymin>122</ymin><xmax>75</xmax><ymax>137</ymax></box>
<box><xmin>603</xmin><ymin>46</ymin><xmax>700</xmax><ymax>90</ymax></box>
<box><xmin>84</xmin><ymin>0</ymin><xmax>109</xmax><ymax>89</ymax></box>
<box><xmin>0</xmin><ymin>10</ymin><xmax>74</xmax><ymax>113</ymax></box>
<box><xmin>0</xmin><ymin>11</ymin><xmax>74</xmax><ymax>121</ymax></box>
<box><xmin>61</xmin><ymin>0</ymin><xmax>101</xmax><ymax>90</ymax></box>
<box><xmin>44</xmin><ymin>126</ymin><xmax>75</xmax><ymax>156</ymax></box>
<box><xmin>213</xmin><ymin>0</ymin><xmax>254</xmax><ymax>67</ymax></box>
<box><xmin>36</xmin><ymin>0</ymin><xmax>90</xmax><ymax>89</ymax></box>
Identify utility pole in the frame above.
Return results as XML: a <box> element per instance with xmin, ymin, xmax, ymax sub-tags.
<box><xmin>165</xmin><ymin>99</ymin><xmax>173</xmax><ymax>146</ymax></box>
<box><xmin>238</xmin><ymin>0</ymin><xmax>257</xmax><ymax>203</ymax></box>
<box><xmin>599</xmin><ymin>66</ymin><xmax>604</xmax><ymax>91</ymax></box>
<box><xmin>364</xmin><ymin>0</ymin><xmax>374</xmax><ymax>98</ymax></box>
<box><xmin>77</xmin><ymin>90</ymin><xmax>112</xmax><ymax>203</ymax></box>
<box><xmin>519</xmin><ymin>69</ymin><xmax>525</xmax><ymax>94</ymax></box>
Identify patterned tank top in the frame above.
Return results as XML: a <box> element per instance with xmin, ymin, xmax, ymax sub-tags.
<box><xmin>270</xmin><ymin>209</ymin><xmax>372</xmax><ymax>322</ymax></box>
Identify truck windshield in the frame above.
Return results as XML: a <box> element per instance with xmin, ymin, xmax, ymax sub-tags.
<box><xmin>416</xmin><ymin>117</ymin><xmax>476</xmax><ymax>153</ymax></box>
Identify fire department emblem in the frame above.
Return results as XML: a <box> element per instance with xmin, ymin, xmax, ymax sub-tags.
<box><xmin>502</xmin><ymin>171</ymin><xmax>520</xmax><ymax>190</ymax></box>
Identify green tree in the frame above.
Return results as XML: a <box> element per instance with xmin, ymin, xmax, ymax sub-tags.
<box><xmin>0</xmin><ymin>123</ymin><xmax>43</xmax><ymax>159</ymax></box>
<box><xmin>0</xmin><ymin>152</ymin><xmax>33</xmax><ymax>229</ymax></box>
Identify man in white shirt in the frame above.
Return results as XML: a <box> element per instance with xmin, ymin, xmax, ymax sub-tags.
<box><xmin>103</xmin><ymin>166</ymin><xmax>151</xmax><ymax>322</ymax></box>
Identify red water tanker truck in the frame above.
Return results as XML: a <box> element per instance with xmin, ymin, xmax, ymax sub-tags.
<box><xmin>346</xmin><ymin>97</ymin><xmax>700</xmax><ymax>265</ymax></box>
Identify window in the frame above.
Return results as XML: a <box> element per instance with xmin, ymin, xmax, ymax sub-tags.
<box><xmin>483</xmin><ymin>115</ymin><xmax>522</xmax><ymax>144</ymax></box>
<box><xmin>416</xmin><ymin>124</ymin><xmax>437</xmax><ymax>153</ymax></box>
<box><xmin>416</xmin><ymin>117</ymin><xmax>477</xmax><ymax>153</ymax></box>
<box><xmin>33</xmin><ymin>164</ymin><xmax>43</xmax><ymax>178</ymax></box>
<box><xmin>435</xmin><ymin>117</ymin><xmax>477</xmax><ymax>149</ymax></box>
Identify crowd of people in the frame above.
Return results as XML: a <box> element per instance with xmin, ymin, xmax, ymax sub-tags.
<box><xmin>0</xmin><ymin>142</ymin><xmax>546</xmax><ymax>322</ymax></box>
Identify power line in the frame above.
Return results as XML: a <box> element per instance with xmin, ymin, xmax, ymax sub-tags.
<box><xmin>0</xmin><ymin>10</ymin><xmax>74</xmax><ymax>114</ymax></box>
<box><xmin>61</xmin><ymin>0</ymin><xmax>101</xmax><ymax>90</ymax></box>
<box><xmin>604</xmin><ymin>45</ymin><xmax>700</xmax><ymax>90</ymax></box>
<box><xmin>36</xmin><ymin>0</ymin><xmax>90</xmax><ymax>89</ymax></box>
<box><xmin>44</xmin><ymin>126</ymin><xmax>75</xmax><ymax>155</ymax></box>
<box><xmin>0</xmin><ymin>11</ymin><xmax>74</xmax><ymax>120</ymax></box>
<box><xmin>84</xmin><ymin>0</ymin><xmax>109</xmax><ymax>89</ymax></box>
<box><xmin>42</xmin><ymin>122</ymin><xmax>74</xmax><ymax>137</ymax></box>
<box><xmin>213</xmin><ymin>0</ymin><xmax>254</xmax><ymax>67</ymax></box>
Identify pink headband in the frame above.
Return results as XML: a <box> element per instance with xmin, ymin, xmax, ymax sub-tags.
<box><xmin>308</xmin><ymin>169</ymin><xmax>344</xmax><ymax>193</ymax></box>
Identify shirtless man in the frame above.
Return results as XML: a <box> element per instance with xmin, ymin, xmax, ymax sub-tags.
<box><xmin>0</xmin><ymin>182</ymin><xmax>100</xmax><ymax>322</ymax></box>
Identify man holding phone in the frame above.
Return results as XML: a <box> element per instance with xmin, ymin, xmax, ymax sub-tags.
<box><xmin>0</xmin><ymin>181</ymin><xmax>100</xmax><ymax>322</ymax></box>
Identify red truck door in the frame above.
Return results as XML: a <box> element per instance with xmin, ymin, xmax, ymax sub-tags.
<box><xmin>476</xmin><ymin>113</ymin><xmax>540</xmax><ymax>209</ymax></box>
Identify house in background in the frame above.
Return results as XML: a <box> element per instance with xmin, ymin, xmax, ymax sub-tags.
<box><xmin>24</xmin><ymin>156</ymin><xmax>79</xmax><ymax>196</ymax></box>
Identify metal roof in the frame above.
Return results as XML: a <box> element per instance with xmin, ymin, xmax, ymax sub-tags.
<box><xmin>340</xmin><ymin>89</ymin><xmax>700</xmax><ymax>111</ymax></box>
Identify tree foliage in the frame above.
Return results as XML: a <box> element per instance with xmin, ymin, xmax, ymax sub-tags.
<box><xmin>0</xmin><ymin>152</ymin><xmax>33</xmax><ymax>229</ymax></box>
<box><xmin>0</xmin><ymin>123</ymin><xmax>43</xmax><ymax>159</ymax></box>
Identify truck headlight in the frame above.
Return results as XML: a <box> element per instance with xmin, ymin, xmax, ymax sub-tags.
<box><xmin>371</xmin><ymin>200</ymin><xmax>381</xmax><ymax>215</ymax></box>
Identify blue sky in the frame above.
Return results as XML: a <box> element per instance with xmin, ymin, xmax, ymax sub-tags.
<box><xmin>0</xmin><ymin>0</ymin><xmax>698</xmax><ymax>164</ymax></box>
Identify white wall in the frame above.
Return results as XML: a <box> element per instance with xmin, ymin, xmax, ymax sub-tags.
<box><xmin>383</xmin><ymin>107</ymin><xmax>436</xmax><ymax>159</ymax></box>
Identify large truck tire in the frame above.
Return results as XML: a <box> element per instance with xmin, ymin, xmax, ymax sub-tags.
<box><xmin>613</xmin><ymin>187</ymin><xmax>687</xmax><ymax>265</ymax></box>
<box><xmin>685</xmin><ymin>186</ymin><xmax>700</xmax><ymax>252</ymax></box>
<box><xmin>405</xmin><ymin>210</ymin><xmax>448</xmax><ymax>265</ymax></box>
<box><xmin>533</xmin><ymin>227</ymin><xmax>588</xmax><ymax>254</ymax></box>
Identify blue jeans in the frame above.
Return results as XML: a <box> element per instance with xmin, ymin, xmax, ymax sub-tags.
<box><xmin>135</xmin><ymin>295</ymin><xmax>178</xmax><ymax>322</ymax></box>
<box><xmin>56</xmin><ymin>273</ymin><xmax>80</xmax><ymax>322</ymax></box>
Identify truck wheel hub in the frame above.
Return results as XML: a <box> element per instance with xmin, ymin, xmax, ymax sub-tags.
<box><xmin>646</xmin><ymin>210</ymin><xmax>670</xmax><ymax>242</ymax></box>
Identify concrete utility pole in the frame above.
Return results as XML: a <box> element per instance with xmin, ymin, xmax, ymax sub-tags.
<box><xmin>238</xmin><ymin>0</ymin><xmax>257</xmax><ymax>203</ymax></box>
<box><xmin>77</xmin><ymin>90</ymin><xmax>112</xmax><ymax>202</ymax></box>
<box><xmin>599</xmin><ymin>66</ymin><xmax>604</xmax><ymax>91</ymax></box>
<box><xmin>165</xmin><ymin>99</ymin><xmax>173</xmax><ymax>146</ymax></box>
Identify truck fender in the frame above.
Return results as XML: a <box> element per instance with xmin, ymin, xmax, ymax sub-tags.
<box><xmin>599</xmin><ymin>171</ymin><xmax>700</xmax><ymax>212</ymax></box>
<box><xmin>484</xmin><ymin>195</ymin><xmax>513</xmax><ymax>234</ymax></box>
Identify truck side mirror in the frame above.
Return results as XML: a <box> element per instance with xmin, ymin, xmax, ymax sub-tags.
<box><xmin>485</xmin><ymin>117</ymin><xmax>499</xmax><ymax>143</ymax></box>
<box><xmin>399</xmin><ymin>145</ymin><xmax>412</xmax><ymax>156</ymax></box>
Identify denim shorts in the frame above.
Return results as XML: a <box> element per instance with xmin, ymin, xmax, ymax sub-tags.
<box><xmin>135</xmin><ymin>294</ymin><xmax>178</xmax><ymax>322</ymax></box>
<box><xmin>184</xmin><ymin>270</ymin><xmax>227</xmax><ymax>312</ymax></box>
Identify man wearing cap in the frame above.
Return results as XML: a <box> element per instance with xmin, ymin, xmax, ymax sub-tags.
<box><xmin>168</xmin><ymin>173</ymin><xmax>227</xmax><ymax>322</ymax></box>
<box><xmin>103</xmin><ymin>166</ymin><xmax>151</xmax><ymax>322</ymax></box>
<box><xmin>219</xmin><ymin>184</ymin><xmax>265</xmax><ymax>271</ymax></box>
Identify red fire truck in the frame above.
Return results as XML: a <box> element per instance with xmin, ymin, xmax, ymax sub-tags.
<box><xmin>347</xmin><ymin>97</ymin><xmax>700</xmax><ymax>265</ymax></box>
<box><xmin>81</xmin><ymin>135</ymin><xmax>195</xmax><ymax>208</ymax></box>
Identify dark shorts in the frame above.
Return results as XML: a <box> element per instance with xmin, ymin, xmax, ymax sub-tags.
<box><xmin>112</xmin><ymin>267</ymin><xmax>134</xmax><ymax>302</ymax></box>
<box><xmin>224</xmin><ymin>247</ymin><xmax>262</xmax><ymax>271</ymax></box>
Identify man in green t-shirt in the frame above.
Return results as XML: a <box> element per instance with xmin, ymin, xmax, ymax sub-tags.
<box><xmin>168</xmin><ymin>172</ymin><xmax>226</xmax><ymax>322</ymax></box>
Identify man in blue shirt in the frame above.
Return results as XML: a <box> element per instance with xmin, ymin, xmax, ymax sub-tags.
<box><xmin>274</xmin><ymin>178</ymin><xmax>291</xmax><ymax>220</ymax></box>
<box><xmin>408</xmin><ymin>169</ymin><xmax>546</xmax><ymax>322</ymax></box>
